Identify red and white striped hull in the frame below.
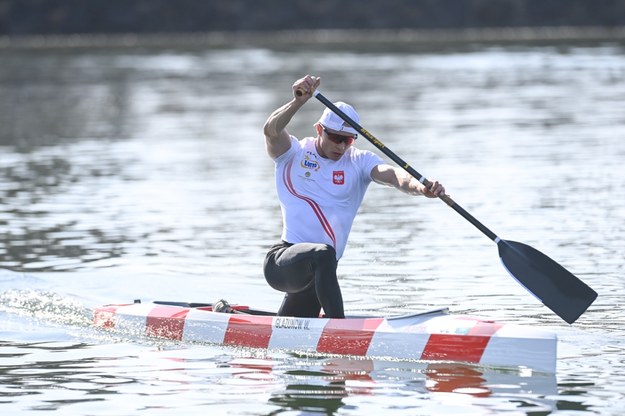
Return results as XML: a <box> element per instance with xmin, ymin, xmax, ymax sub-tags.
<box><xmin>93</xmin><ymin>301</ymin><xmax>557</xmax><ymax>373</ymax></box>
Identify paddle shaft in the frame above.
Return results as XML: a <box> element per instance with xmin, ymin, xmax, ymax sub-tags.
<box><xmin>304</xmin><ymin>89</ymin><xmax>597</xmax><ymax>323</ymax></box>
<box><xmin>312</xmin><ymin>90</ymin><xmax>499</xmax><ymax>243</ymax></box>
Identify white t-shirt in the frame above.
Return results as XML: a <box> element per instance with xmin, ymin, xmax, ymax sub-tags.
<box><xmin>273</xmin><ymin>136</ymin><xmax>384</xmax><ymax>259</ymax></box>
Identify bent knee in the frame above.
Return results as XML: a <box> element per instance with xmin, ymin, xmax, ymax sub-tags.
<box><xmin>312</xmin><ymin>243</ymin><xmax>335</xmax><ymax>254</ymax></box>
<box><xmin>312</xmin><ymin>244</ymin><xmax>337</xmax><ymax>264</ymax></box>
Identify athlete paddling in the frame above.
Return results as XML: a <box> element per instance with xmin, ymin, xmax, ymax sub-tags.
<box><xmin>263</xmin><ymin>75</ymin><xmax>446</xmax><ymax>318</ymax></box>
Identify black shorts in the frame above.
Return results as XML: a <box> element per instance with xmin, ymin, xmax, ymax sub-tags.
<box><xmin>263</xmin><ymin>241</ymin><xmax>344</xmax><ymax>318</ymax></box>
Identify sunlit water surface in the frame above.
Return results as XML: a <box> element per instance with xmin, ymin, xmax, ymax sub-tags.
<box><xmin>1</xmin><ymin>37</ymin><xmax>624</xmax><ymax>415</ymax></box>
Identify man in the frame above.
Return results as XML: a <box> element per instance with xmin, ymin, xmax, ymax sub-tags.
<box><xmin>263</xmin><ymin>75</ymin><xmax>445</xmax><ymax>319</ymax></box>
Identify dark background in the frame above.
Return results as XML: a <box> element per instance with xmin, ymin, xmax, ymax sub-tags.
<box><xmin>1</xmin><ymin>0</ymin><xmax>624</xmax><ymax>36</ymax></box>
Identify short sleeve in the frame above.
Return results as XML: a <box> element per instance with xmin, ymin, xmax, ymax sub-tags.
<box><xmin>273</xmin><ymin>136</ymin><xmax>300</xmax><ymax>166</ymax></box>
<box><xmin>352</xmin><ymin>148</ymin><xmax>384</xmax><ymax>183</ymax></box>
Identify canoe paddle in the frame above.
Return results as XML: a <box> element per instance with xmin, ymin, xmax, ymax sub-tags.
<box><xmin>301</xmin><ymin>89</ymin><xmax>597</xmax><ymax>324</ymax></box>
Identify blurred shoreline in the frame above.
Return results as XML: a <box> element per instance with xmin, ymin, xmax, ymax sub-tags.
<box><xmin>2</xmin><ymin>26</ymin><xmax>625</xmax><ymax>50</ymax></box>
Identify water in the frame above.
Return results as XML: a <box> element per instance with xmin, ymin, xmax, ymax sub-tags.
<box><xmin>1</xmin><ymin>35</ymin><xmax>624</xmax><ymax>414</ymax></box>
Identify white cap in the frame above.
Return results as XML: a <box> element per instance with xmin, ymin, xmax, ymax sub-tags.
<box><xmin>316</xmin><ymin>101</ymin><xmax>360</xmax><ymax>136</ymax></box>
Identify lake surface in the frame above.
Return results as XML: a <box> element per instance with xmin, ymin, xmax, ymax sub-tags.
<box><xmin>1</xmin><ymin>34</ymin><xmax>624</xmax><ymax>415</ymax></box>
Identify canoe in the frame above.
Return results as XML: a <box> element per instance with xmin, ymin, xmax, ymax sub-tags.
<box><xmin>93</xmin><ymin>300</ymin><xmax>557</xmax><ymax>373</ymax></box>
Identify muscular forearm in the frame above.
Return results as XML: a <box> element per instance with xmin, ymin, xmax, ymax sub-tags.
<box><xmin>263</xmin><ymin>75</ymin><xmax>321</xmax><ymax>159</ymax></box>
<box><xmin>394</xmin><ymin>171</ymin><xmax>428</xmax><ymax>196</ymax></box>
<box><xmin>263</xmin><ymin>99</ymin><xmax>305</xmax><ymax>159</ymax></box>
<box><xmin>373</xmin><ymin>165</ymin><xmax>422</xmax><ymax>195</ymax></box>
<box><xmin>263</xmin><ymin>99</ymin><xmax>304</xmax><ymax>140</ymax></box>
<box><xmin>372</xmin><ymin>164</ymin><xmax>445</xmax><ymax>198</ymax></box>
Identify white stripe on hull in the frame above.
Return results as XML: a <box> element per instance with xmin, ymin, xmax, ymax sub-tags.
<box><xmin>93</xmin><ymin>303</ymin><xmax>557</xmax><ymax>373</ymax></box>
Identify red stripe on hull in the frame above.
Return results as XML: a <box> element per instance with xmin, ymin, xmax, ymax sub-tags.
<box><xmin>93</xmin><ymin>306</ymin><xmax>119</xmax><ymax>329</ymax></box>
<box><xmin>145</xmin><ymin>306</ymin><xmax>190</xmax><ymax>341</ymax></box>
<box><xmin>317</xmin><ymin>318</ymin><xmax>384</xmax><ymax>356</ymax></box>
<box><xmin>421</xmin><ymin>321</ymin><xmax>503</xmax><ymax>363</ymax></box>
<box><xmin>224</xmin><ymin>316</ymin><xmax>274</xmax><ymax>349</ymax></box>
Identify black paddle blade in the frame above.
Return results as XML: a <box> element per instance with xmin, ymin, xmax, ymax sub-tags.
<box><xmin>498</xmin><ymin>240</ymin><xmax>597</xmax><ymax>324</ymax></box>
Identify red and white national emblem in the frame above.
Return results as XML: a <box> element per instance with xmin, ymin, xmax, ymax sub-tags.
<box><xmin>333</xmin><ymin>170</ymin><xmax>345</xmax><ymax>185</ymax></box>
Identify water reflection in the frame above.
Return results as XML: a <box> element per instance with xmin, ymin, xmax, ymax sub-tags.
<box><xmin>227</xmin><ymin>356</ymin><xmax>561</xmax><ymax>414</ymax></box>
<box><xmin>1</xmin><ymin>43</ymin><xmax>623</xmax><ymax>278</ymax></box>
<box><xmin>0</xmin><ymin>51</ymin><xmax>133</xmax><ymax>149</ymax></box>
<box><xmin>0</xmin><ymin>147</ymin><xmax>138</xmax><ymax>271</ymax></box>
<box><xmin>0</xmin><ymin>339</ymin><xmax>561</xmax><ymax>414</ymax></box>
